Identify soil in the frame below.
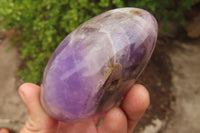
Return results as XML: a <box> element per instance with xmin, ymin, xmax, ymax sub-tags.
<box><xmin>133</xmin><ymin>35</ymin><xmax>175</xmax><ymax>133</ymax></box>
<box><xmin>133</xmin><ymin>35</ymin><xmax>200</xmax><ymax>133</ymax></box>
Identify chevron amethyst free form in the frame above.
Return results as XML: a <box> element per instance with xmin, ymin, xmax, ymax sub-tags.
<box><xmin>41</xmin><ymin>8</ymin><xmax>158</xmax><ymax>122</ymax></box>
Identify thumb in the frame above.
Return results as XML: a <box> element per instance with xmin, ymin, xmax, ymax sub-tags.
<box><xmin>19</xmin><ymin>83</ymin><xmax>58</xmax><ymax>133</ymax></box>
<box><xmin>0</xmin><ymin>129</ymin><xmax>9</xmax><ymax>133</ymax></box>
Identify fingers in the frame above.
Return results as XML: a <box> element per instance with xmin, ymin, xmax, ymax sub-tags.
<box><xmin>19</xmin><ymin>83</ymin><xmax>57</xmax><ymax>133</ymax></box>
<box><xmin>121</xmin><ymin>84</ymin><xmax>150</xmax><ymax>133</ymax></box>
<box><xmin>98</xmin><ymin>107</ymin><xmax>127</xmax><ymax>133</ymax></box>
<box><xmin>57</xmin><ymin>120</ymin><xmax>98</xmax><ymax>133</ymax></box>
<box><xmin>18</xmin><ymin>83</ymin><xmax>149</xmax><ymax>133</ymax></box>
<box><xmin>0</xmin><ymin>129</ymin><xmax>9</xmax><ymax>133</ymax></box>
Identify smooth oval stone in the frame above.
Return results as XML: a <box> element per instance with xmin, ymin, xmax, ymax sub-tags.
<box><xmin>41</xmin><ymin>7</ymin><xmax>158</xmax><ymax>122</ymax></box>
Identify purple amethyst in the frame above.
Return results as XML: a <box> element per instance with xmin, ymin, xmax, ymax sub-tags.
<box><xmin>41</xmin><ymin>8</ymin><xmax>158</xmax><ymax>122</ymax></box>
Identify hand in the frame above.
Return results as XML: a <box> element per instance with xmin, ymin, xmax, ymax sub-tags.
<box><xmin>0</xmin><ymin>83</ymin><xmax>149</xmax><ymax>133</ymax></box>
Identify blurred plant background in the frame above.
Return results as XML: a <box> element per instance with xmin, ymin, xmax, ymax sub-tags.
<box><xmin>0</xmin><ymin>0</ymin><xmax>197</xmax><ymax>83</ymax></box>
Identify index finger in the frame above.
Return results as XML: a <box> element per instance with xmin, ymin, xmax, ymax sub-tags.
<box><xmin>121</xmin><ymin>84</ymin><xmax>150</xmax><ymax>133</ymax></box>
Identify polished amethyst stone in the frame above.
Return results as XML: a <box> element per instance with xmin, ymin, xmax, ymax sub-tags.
<box><xmin>41</xmin><ymin>7</ymin><xmax>158</xmax><ymax>122</ymax></box>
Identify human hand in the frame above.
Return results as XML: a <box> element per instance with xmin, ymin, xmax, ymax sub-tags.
<box><xmin>0</xmin><ymin>83</ymin><xmax>149</xmax><ymax>133</ymax></box>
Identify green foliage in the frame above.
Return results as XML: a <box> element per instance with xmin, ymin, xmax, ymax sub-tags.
<box><xmin>0</xmin><ymin>0</ymin><xmax>196</xmax><ymax>83</ymax></box>
<box><xmin>126</xmin><ymin>0</ymin><xmax>197</xmax><ymax>26</ymax></box>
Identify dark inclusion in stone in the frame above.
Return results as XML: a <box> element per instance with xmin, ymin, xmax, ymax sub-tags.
<box><xmin>41</xmin><ymin>8</ymin><xmax>158</xmax><ymax>122</ymax></box>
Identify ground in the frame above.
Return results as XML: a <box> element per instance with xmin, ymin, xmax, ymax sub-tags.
<box><xmin>0</xmin><ymin>30</ymin><xmax>27</xmax><ymax>132</ymax></box>
<box><xmin>135</xmin><ymin>37</ymin><xmax>200</xmax><ymax>133</ymax></box>
<box><xmin>160</xmin><ymin>39</ymin><xmax>200</xmax><ymax>133</ymax></box>
<box><xmin>0</xmin><ymin>29</ymin><xmax>200</xmax><ymax>133</ymax></box>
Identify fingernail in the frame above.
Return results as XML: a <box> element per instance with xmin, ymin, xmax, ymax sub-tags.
<box><xmin>19</xmin><ymin>88</ymin><xmax>27</xmax><ymax>104</ymax></box>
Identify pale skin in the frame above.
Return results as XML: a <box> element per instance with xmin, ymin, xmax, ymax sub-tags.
<box><xmin>0</xmin><ymin>83</ymin><xmax>150</xmax><ymax>133</ymax></box>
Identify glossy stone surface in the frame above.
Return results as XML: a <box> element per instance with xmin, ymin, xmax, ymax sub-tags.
<box><xmin>41</xmin><ymin>7</ymin><xmax>158</xmax><ymax>122</ymax></box>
